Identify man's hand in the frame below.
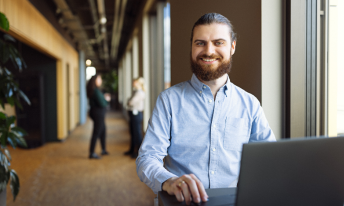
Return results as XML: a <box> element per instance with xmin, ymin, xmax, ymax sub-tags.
<box><xmin>162</xmin><ymin>174</ymin><xmax>208</xmax><ymax>205</ymax></box>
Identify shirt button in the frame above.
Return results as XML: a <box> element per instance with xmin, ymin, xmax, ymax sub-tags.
<box><xmin>209</xmin><ymin>99</ymin><xmax>212</xmax><ymax>103</ymax></box>
<box><xmin>211</xmin><ymin>171</ymin><xmax>214</xmax><ymax>175</ymax></box>
<box><xmin>213</xmin><ymin>124</ymin><xmax>216</xmax><ymax>128</ymax></box>
<box><xmin>199</xmin><ymin>91</ymin><xmax>202</xmax><ymax>94</ymax></box>
<box><xmin>203</xmin><ymin>86</ymin><xmax>206</xmax><ymax>89</ymax></box>
<box><xmin>212</xmin><ymin>148</ymin><xmax>216</xmax><ymax>152</ymax></box>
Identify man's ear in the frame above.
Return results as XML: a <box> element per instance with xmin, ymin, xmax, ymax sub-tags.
<box><xmin>231</xmin><ymin>41</ymin><xmax>236</xmax><ymax>55</ymax></box>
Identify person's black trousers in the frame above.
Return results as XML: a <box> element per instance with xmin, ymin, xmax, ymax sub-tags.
<box><xmin>128</xmin><ymin>111</ymin><xmax>143</xmax><ymax>153</ymax></box>
<box><xmin>89</xmin><ymin>107</ymin><xmax>107</xmax><ymax>154</ymax></box>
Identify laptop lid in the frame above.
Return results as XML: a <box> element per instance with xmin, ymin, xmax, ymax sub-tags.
<box><xmin>235</xmin><ymin>136</ymin><xmax>344</xmax><ymax>206</ymax></box>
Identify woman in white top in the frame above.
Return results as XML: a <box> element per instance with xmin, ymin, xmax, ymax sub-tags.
<box><xmin>125</xmin><ymin>77</ymin><xmax>145</xmax><ymax>158</ymax></box>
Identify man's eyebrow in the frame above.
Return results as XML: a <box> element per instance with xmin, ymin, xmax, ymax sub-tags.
<box><xmin>193</xmin><ymin>39</ymin><xmax>206</xmax><ymax>43</ymax></box>
<box><xmin>212</xmin><ymin>38</ymin><xmax>227</xmax><ymax>42</ymax></box>
<box><xmin>193</xmin><ymin>38</ymin><xmax>227</xmax><ymax>43</ymax></box>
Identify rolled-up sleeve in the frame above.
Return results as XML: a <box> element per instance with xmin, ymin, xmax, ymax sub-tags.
<box><xmin>136</xmin><ymin>93</ymin><xmax>177</xmax><ymax>194</ymax></box>
<box><xmin>249</xmin><ymin>101</ymin><xmax>276</xmax><ymax>142</ymax></box>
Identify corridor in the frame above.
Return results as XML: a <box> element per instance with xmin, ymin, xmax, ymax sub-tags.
<box><xmin>6</xmin><ymin>111</ymin><xmax>156</xmax><ymax>206</ymax></box>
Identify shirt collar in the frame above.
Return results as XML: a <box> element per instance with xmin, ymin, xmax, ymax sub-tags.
<box><xmin>190</xmin><ymin>74</ymin><xmax>231</xmax><ymax>96</ymax></box>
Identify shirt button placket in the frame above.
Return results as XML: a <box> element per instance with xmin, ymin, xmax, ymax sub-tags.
<box><xmin>209</xmin><ymin>98</ymin><xmax>219</xmax><ymax>188</ymax></box>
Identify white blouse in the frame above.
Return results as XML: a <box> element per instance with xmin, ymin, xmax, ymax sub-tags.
<box><xmin>127</xmin><ymin>89</ymin><xmax>145</xmax><ymax>112</ymax></box>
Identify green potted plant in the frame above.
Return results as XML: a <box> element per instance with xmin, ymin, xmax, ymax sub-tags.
<box><xmin>102</xmin><ymin>70</ymin><xmax>118</xmax><ymax>109</ymax></box>
<box><xmin>102</xmin><ymin>70</ymin><xmax>118</xmax><ymax>94</ymax></box>
<box><xmin>0</xmin><ymin>12</ymin><xmax>30</xmax><ymax>203</ymax></box>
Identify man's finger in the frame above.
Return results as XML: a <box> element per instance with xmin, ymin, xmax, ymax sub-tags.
<box><xmin>174</xmin><ymin>189</ymin><xmax>184</xmax><ymax>202</ymax></box>
<box><xmin>180</xmin><ymin>181</ymin><xmax>192</xmax><ymax>205</ymax></box>
<box><xmin>191</xmin><ymin>174</ymin><xmax>208</xmax><ymax>202</ymax></box>
<box><xmin>183</xmin><ymin>175</ymin><xmax>201</xmax><ymax>203</ymax></box>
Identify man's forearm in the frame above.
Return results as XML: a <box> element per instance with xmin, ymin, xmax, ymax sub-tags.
<box><xmin>136</xmin><ymin>155</ymin><xmax>177</xmax><ymax>194</ymax></box>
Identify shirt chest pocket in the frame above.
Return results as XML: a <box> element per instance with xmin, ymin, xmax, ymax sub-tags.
<box><xmin>224</xmin><ymin>117</ymin><xmax>250</xmax><ymax>151</ymax></box>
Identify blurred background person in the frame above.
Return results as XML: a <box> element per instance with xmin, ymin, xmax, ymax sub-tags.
<box><xmin>125</xmin><ymin>77</ymin><xmax>146</xmax><ymax>158</ymax></box>
<box><xmin>86</xmin><ymin>74</ymin><xmax>111</xmax><ymax>159</ymax></box>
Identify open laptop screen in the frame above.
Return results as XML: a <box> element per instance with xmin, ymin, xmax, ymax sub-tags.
<box><xmin>236</xmin><ymin>136</ymin><xmax>344</xmax><ymax>206</ymax></box>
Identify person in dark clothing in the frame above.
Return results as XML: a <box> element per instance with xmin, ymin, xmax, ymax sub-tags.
<box><xmin>86</xmin><ymin>74</ymin><xmax>111</xmax><ymax>159</ymax></box>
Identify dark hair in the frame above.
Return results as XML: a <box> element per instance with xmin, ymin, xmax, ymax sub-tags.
<box><xmin>190</xmin><ymin>13</ymin><xmax>237</xmax><ymax>44</ymax></box>
<box><xmin>86</xmin><ymin>74</ymin><xmax>99</xmax><ymax>98</ymax></box>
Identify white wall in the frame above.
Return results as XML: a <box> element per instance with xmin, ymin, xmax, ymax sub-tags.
<box><xmin>118</xmin><ymin>65</ymin><xmax>123</xmax><ymax>104</ymax></box>
<box><xmin>290</xmin><ymin>0</ymin><xmax>307</xmax><ymax>138</ymax></box>
<box><xmin>142</xmin><ymin>14</ymin><xmax>151</xmax><ymax>131</ymax></box>
<box><xmin>328</xmin><ymin>0</ymin><xmax>338</xmax><ymax>136</ymax></box>
<box><xmin>132</xmin><ymin>35</ymin><xmax>139</xmax><ymax>79</ymax></box>
<box><xmin>125</xmin><ymin>50</ymin><xmax>132</xmax><ymax>111</ymax></box>
<box><xmin>261</xmin><ymin>0</ymin><xmax>283</xmax><ymax>140</ymax></box>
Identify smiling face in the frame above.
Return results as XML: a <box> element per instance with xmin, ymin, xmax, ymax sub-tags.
<box><xmin>191</xmin><ymin>23</ymin><xmax>236</xmax><ymax>81</ymax></box>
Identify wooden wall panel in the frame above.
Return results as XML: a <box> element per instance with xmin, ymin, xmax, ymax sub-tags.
<box><xmin>0</xmin><ymin>0</ymin><xmax>79</xmax><ymax>139</ymax></box>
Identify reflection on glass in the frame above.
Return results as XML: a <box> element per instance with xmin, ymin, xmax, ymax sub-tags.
<box><xmin>336</xmin><ymin>1</ymin><xmax>344</xmax><ymax>135</ymax></box>
<box><xmin>164</xmin><ymin>3</ymin><xmax>171</xmax><ymax>89</ymax></box>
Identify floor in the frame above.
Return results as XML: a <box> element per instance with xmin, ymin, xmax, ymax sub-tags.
<box><xmin>5</xmin><ymin>111</ymin><xmax>156</xmax><ymax>206</ymax></box>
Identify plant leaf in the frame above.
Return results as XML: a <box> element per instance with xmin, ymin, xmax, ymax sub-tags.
<box><xmin>1</xmin><ymin>154</ymin><xmax>8</xmax><ymax>172</ymax></box>
<box><xmin>3</xmin><ymin>34</ymin><xmax>15</xmax><ymax>42</ymax></box>
<box><xmin>13</xmin><ymin>98</ymin><xmax>23</xmax><ymax>110</ymax></box>
<box><xmin>0</xmin><ymin>12</ymin><xmax>9</xmax><ymax>31</ymax></box>
<box><xmin>11</xmin><ymin>127</ymin><xmax>27</xmax><ymax>136</ymax></box>
<box><xmin>6</xmin><ymin>116</ymin><xmax>15</xmax><ymax>128</ymax></box>
<box><xmin>0</xmin><ymin>132</ymin><xmax>7</xmax><ymax>147</ymax></box>
<box><xmin>0</xmin><ymin>181</ymin><xmax>5</xmax><ymax>193</ymax></box>
<box><xmin>8</xmin><ymin>132</ymin><xmax>26</xmax><ymax>148</ymax></box>
<box><xmin>6</xmin><ymin>136</ymin><xmax>16</xmax><ymax>149</ymax></box>
<box><xmin>5</xmin><ymin>169</ymin><xmax>10</xmax><ymax>183</ymax></box>
<box><xmin>6</xmin><ymin>96</ymin><xmax>14</xmax><ymax>106</ymax></box>
<box><xmin>4</xmin><ymin>148</ymin><xmax>11</xmax><ymax>161</ymax></box>
<box><xmin>0</xmin><ymin>112</ymin><xmax>6</xmax><ymax>119</ymax></box>
<box><xmin>3</xmin><ymin>67</ymin><xmax>12</xmax><ymax>76</ymax></box>
<box><xmin>0</xmin><ymin>101</ymin><xmax>4</xmax><ymax>110</ymax></box>
<box><xmin>18</xmin><ymin>90</ymin><xmax>30</xmax><ymax>105</ymax></box>
<box><xmin>10</xmin><ymin>170</ymin><xmax>19</xmax><ymax>201</ymax></box>
<box><xmin>0</xmin><ymin>41</ymin><xmax>9</xmax><ymax>64</ymax></box>
<box><xmin>8</xmin><ymin>44</ymin><xmax>20</xmax><ymax>70</ymax></box>
<box><xmin>0</xmin><ymin>166</ymin><xmax>10</xmax><ymax>192</ymax></box>
<box><xmin>0</xmin><ymin>163</ymin><xmax>8</xmax><ymax>181</ymax></box>
<box><xmin>10</xmin><ymin>45</ymin><xmax>26</xmax><ymax>69</ymax></box>
<box><xmin>0</xmin><ymin>152</ymin><xmax>4</xmax><ymax>165</ymax></box>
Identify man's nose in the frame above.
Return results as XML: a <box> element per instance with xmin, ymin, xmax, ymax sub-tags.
<box><xmin>204</xmin><ymin>43</ymin><xmax>215</xmax><ymax>56</ymax></box>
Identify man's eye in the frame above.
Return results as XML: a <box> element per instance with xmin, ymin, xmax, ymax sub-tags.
<box><xmin>215</xmin><ymin>42</ymin><xmax>223</xmax><ymax>46</ymax></box>
<box><xmin>196</xmin><ymin>42</ymin><xmax>204</xmax><ymax>46</ymax></box>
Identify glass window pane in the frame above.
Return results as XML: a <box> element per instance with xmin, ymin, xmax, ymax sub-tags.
<box><xmin>336</xmin><ymin>1</ymin><xmax>344</xmax><ymax>135</ymax></box>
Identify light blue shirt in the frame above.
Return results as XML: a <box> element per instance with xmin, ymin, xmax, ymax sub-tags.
<box><xmin>136</xmin><ymin>74</ymin><xmax>276</xmax><ymax>194</ymax></box>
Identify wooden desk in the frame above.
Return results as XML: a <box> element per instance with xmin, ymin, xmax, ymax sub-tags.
<box><xmin>158</xmin><ymin>188</ymin><xmax>237</xmax><ymax>206</ymax></box>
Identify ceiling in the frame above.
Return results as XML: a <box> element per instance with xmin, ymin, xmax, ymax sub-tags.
<box><xmin>28</xmin><ymin>0</ymin><xmax>147</xmax><ymax>72</ymax></box>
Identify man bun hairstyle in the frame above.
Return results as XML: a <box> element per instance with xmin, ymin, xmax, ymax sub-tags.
<box><xmin>191</xmin><ymin>13</ymin><xmax>237</xmax><ymax>44</ymax></box>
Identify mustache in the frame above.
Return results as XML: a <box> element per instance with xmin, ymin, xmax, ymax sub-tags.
<box><xmin>190</xmin><ymin>54</ymin><xmax>233</xmax><ymax>81</ymax></box>
<box><xmin>197</xmin><ymin>54</ymin><xmax>222</xmax><ymax>59</ymax></box>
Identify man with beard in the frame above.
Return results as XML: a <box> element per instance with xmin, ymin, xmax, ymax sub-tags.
<box><xmin>136</xmin><ymin>13</ymin><xmax>276</xmax><ymax>205</ymax></box>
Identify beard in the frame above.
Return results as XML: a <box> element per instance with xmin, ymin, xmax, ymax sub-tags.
<box><xmin>190</xmin><ymin>53</ymin><xmax>233</xmax><ymax>81</ymax></box>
